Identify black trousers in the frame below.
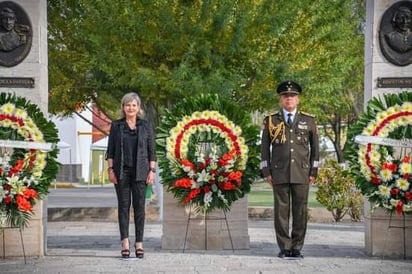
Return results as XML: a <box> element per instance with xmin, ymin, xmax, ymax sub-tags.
<box><xmin>114</xmin><ymin>168</ymin><xmax>147</xmax><ymax>242</ymax></box>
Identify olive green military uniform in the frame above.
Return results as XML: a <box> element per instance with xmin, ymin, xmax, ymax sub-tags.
<box><xmin>260</xmin><ymin>110</ymin><xmax>319</xmax><ymax>253</ymax></box>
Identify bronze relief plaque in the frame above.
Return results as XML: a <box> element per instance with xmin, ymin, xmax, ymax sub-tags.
<box><xmin>379</xmin><ymin>1</ymin><xmax>412</xmax><ymax>66</ymax></box>
<box><xmin>0</xmin><ymin>1</ymin><xmax>32</xmax><ymax>67</ymax></box>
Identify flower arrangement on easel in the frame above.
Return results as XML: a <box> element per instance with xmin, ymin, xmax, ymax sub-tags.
<box><xmin>0</xmin><ymin>93</ymin><xmax>59</xmax><ymax>228</ymax></box>
<box><xmin>157</xmin><ymin>94</ymin><xmax>260</xmax><ymax>214</ymax></box>
<box><xmin>346</xmin><ymin>91</ymin><xmax>412</xmax><ymax>216</ymax></box>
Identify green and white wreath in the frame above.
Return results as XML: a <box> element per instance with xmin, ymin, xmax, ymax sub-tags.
<box><xmin>346</xmin><ymin>91</ymin><xmax>412</xmax><ymax>215</ymax></box>
<box><xmin>157</xmin><ymin>94</ymin><xmax>260</xmax><ymax>213</ymax></box>
<box><xmin>0</xmin><ymin>93</ymin><xmax>59</xmax><ymax>228</ymax></box>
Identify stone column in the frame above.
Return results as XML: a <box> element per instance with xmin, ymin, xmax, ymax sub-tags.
<box><xmin>0</xmin><ymin>0</ymin><xmax>48</xmax><ymax>257</ymax></box>
<box><xmin>364</xmin><ymin>0</ymin><xmax>412</xmax><ymax>258</ymax></box>
<box><xmin>161</xmin><ymin>189</ymin><xmax>250</xmax><ymax>250</ymax></box>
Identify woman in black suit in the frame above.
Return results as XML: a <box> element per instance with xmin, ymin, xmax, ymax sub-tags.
<box><xmin>106</xmin><ymin>92</ymin><xmax>156</xmax><ymax>259</ymax></box>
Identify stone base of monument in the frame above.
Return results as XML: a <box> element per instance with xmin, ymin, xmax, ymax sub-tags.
<box><xmin>364</xmin><ymin>201</ymin><xmax>412</xmax><ymax>259</ymax></box>
<box><xmin>161</xmin><ymin>190</ymin><xmax>250</xmax><ymax>250</ymax></box>
<box><xmin>0</xmin><ymin>201</ymin><xmax>45</xmax><ymax>259</ymax></box>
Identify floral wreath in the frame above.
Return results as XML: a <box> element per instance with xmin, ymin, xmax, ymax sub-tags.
<box><xmin>0</xmin><ymin>93</ymin><xmax>59</xmax><ymax>228</ymax></box>
<box><xmin>346</xmin><ymin>91</ymin><xmax>412</xmax><ymax>215</ymax></box>
<box><xmin>157</xmin><ymin>94</ymin><xmax>260</xmax><ymax>213</ymax></box>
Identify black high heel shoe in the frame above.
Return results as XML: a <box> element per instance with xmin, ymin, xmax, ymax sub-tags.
<box><xmin>135</xmin><ymin>248</ymin><xmax>144</xmax><ymax>259</ymax></box>
<box><xmin>121</xmin><ymin>240</ymin><xmax>130</xmax><ymax>258</ymax></box>
<box><xmin>121</xmin><ymin>249</ymin><xmax>130</xmax><ymax>258</ymax></box>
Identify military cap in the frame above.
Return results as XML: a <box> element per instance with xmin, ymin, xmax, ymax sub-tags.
<box><xmin>276</xmin><ymin>80</ymin><xmax>302</xmax><ymax>95</ymax></box>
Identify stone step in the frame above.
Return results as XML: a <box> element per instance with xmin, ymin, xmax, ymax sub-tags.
<box><xmin>47</xmin><ymin>205</ymin><xmax>350</xmax><ymax>223</ymax></box>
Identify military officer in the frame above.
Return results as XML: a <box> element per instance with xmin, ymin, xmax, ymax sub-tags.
<box><xmin>260</xmin><ymin>80</ymin><xmax>319</xmax><ymax>259</ymax></box>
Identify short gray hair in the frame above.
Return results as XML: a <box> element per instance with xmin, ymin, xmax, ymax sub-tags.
<box><xmin>120</xmin><ymin>92</ymin><xmax>145</xmax><ymax>119</ymax></box>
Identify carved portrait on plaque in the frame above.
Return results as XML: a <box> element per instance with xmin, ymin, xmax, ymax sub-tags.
<box><xmin>379</xmin><ymin>1</ymin><xmax>412</xmax><ymax>66</ymax></box>
<box><xmin>0</xmin><ymin>1</ymin><xmax>32</xmax><ymax>67</ymax></box>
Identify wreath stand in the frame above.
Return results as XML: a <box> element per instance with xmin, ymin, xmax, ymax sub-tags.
<box><xmin>383</xmin><ymin>213</ymin><xmax>411</xmax><ymax>260</ymax></box>
<box><xmin>1</xmin><ymin>226</ymin><xmax>26</xmax><ymax>264</ymax></box>
<box><xmin>182</xmin><ymin>208</ymin><xmax>234</xmax><ymax>252</ymax></box>
<box><xmin>0</xmin><ymin>140</ymin><xmax>54</xmax><ymax>260</ymax></box>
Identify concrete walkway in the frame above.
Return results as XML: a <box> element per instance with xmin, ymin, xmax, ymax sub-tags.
<box><xmin>0</xmin><ymin>186</ymin><xmax>411</xmax><ymax>273</ymax></box>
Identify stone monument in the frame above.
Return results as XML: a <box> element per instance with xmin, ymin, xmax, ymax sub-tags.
<box><xmin>161</xmin><ymin>190</ymin><xmax>250</xmax><ymax>250</ymax></box>
<box><xmin>0</xmin><ymin>0</ymin><xmax>48</xmax><ymax>257</ymax></box>
<box><xmin>364</xmin><ymin>0</ymin><xmax>412</xmax><ymax>258</ymax></box>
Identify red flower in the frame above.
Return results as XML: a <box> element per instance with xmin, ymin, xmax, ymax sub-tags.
<box><xmin>183</xmin><ymin>188</ymin><xmax>201</xmax><ymax>203</ymax></box>
<box><xmin>228</xmin><ymin>171</ymin><xmax>242</xmax><ymax>185</ymax></box>
<box><xmin>198</xmin><ymin>162</ymin><xmax>206</xmax><ymax>170</ymax></box>
<box><xmin>8</xmin><ymin>159</ymin><xmax>25</xmax><ymax>177</ymax></box>
<box><xmin>217</xmin><ymin>158</ymin><xmax>227</xmax><ymax>167</ymax></box>
<box><xmin>205</xmin><ymin>158</ymin><xmax>211</xmax><ymax>165</ymax></box>
<box><xmin>174</xmin><ymin>178</ymin><xmax>192</xmax><ymax>188</ymax></box>
<box><xmin>3</xmin><ymin>196</ymin><xmax>12</xmax><ymax>204</ymax></box>
<box><xmin>371</xmin><ymin>176</ymin><xmax>381</xmax><ymax>185</ymax></box>
<box><xmin>382</xmin><ymin>162</ymin><xmax>397</xmax><ymax>172</ymax></box>
<box><xmin>4</xmin><ymin>184</ymin><xmax>11</xmax><ymax>191</ymax></box>
<box><xmin>390</xmin><ymin>187</ymin><xmax>399</xmax><ymax>196</ymax></box>
<box><xmin>203</xmin><ymin>186</ymin><xmax>211</xmax><ymax>193</ymax></box>
<box><xmin>403</xmin><ymin>156</ymin><xmax>411</xmax><ymax>163</ymax></box>
<box><xmin>181</xmin><ymin>159</ymin><xmax>195</xmax><ymax>171</ymax></box>
<box><xmin>220</xmin><ymin>182</ymin><xmax>236</xmax><ymax>190</ymax></box>
<box><xmin>16</xmin><ymin>195</ymin><xmax>32</xmax><ymax>212</ymax></box>
<box><xmin>405</xmin><ymin>191</ymin><xmax>412</xmax><ymax>200</ymax></box>
<box><xmin>396</xmin><ymin>200</ymin><xmax>404</xmax><ymax>215</ymax></box>
<box><xmin>23</xmin><ymin>188</ymin><xmax>37</xmax><ymax>199</ymax></box>
<box><xmin>404</xmin><ymin>173</ymin><xmax>410</xmax><ymax>180</ymax></box>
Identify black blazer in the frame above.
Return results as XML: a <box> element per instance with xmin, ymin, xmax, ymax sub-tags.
<box><xmin>106</xmin><ymin>118</ymin><xmax>156</xmax><ymax>181</ymax></box>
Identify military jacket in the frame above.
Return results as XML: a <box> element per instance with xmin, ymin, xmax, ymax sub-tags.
<box><xmin>260</xmin><ymin>110</ymin><xmax>319</xmax><ymax>184</ymax></box>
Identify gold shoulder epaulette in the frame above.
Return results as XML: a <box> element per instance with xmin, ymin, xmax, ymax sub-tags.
<box><xmin>299</xmin><ymin>111</ymin><xmax>315</xmax><ymax>117</ymax></box>
<box><xmin>265</xmin><ymin>111</ymin><xmax>279</xmax><ymax>118</ymax></box>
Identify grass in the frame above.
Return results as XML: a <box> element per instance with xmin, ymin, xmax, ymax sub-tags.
<box><xmin>53</xmin><ymin>180</ymin><xmax>323</xmax><ymax>208</ymax></box>
<box><xmin>248</xmin><ymin>182</ymin><xmax>322</xmax><ymax>208</ymax></box>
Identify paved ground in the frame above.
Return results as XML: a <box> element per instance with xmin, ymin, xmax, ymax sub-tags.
<box><xmin>1</xmin><ymin>185</ymin><xmax>411</xmax><ymax>273</ymax></box>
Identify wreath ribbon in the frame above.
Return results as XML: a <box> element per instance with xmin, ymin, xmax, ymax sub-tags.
<box><xmin>355</xmin><ymin>135</ymin><xmax>412</xmax><ymax>148</ymax></box>
<box><xmin>0</xmin><ymin>140</ymin><xmax>54</xmax><ymax>151</ymax></box>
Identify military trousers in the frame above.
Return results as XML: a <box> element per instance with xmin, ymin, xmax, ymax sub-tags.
<box><xmin>273</xmin><ymin>183</ymin><xmax>309</xmax><ymax>252</ymax></box>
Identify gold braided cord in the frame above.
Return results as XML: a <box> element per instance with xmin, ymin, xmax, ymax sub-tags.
<box><xmin>268</xmin><ymin>116</ymin><xmax>286</xmax><ymax>143</ymax></box>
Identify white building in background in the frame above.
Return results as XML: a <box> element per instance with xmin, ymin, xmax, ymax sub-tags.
<box><xmin>51</xmin><ymin>108</ymin><xmax>93</xmax><ymax>183</ymax></box>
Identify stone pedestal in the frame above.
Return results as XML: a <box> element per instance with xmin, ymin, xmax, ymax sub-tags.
<box><xmin>0</xmin><ymin>0</ymin><xmax>48</xmax><ymax>258</ymax></box>
<box><xmin>364</xmin><ymin>201</ymin><xmax>412</xmax><ymax>258</ymax></box>
<box><xmin>0</xmin><ymin>201</ymin><xmax>45</xmax><ymax>257</ymax></box>
<box><xmin>161</xmin><ymin>189</ymin><xmax>250</xmax><ymax>250</ymax></box>
<box><xmin>363</xmin><ymin>0</ymin><xmax>412</xmax><ymax>259</ymax></box>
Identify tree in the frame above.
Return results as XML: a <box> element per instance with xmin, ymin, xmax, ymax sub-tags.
<box><xmin>48</xmin><ymin>0</ymin><xmax>366</xmax><ymax>146</ymax></box>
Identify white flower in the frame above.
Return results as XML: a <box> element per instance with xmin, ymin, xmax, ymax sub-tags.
<box><xmin>14</xmin><ymin>108</ymin><xmax>27</xmax><ymax>119</ymax></box>
<box><xmin>399</xmin><ymin>162</ymin><xmax>412</xmax><ymax>175</ymax></box>
<box><xmin>203</xmin><ymin>191</ymin><xmax>213</xmax><ymax>207</ymax></box>
<box><xmin>217</xmin><ymin>189</ymin><xmax>228</xmax><ymax>204</ymax></box>
<box><xmin>379</xmin><ymin>169</ymin><xmax>393</xmax><ymax>182</ymax></box>
<box><xmin>378</xmin><ymin>185</ymin><xmax>391</xmax><ymax>198</ymax></box>
<box><xmin>401</xmin><ymin>102</ymin><xmax>412</xmax><ymax>112</ymax></box>
<box><xmin>0</xmin><ymin>103</ymin><xmax>15</xmax><ymax>114</ymax></box>
<box><xmin>396</xmin><ymin>178</ymin><xmax>410</xmax><ymax>191</ymax></box>
<box><xmin>368</xmin><ymin>150</ymin><xmax>381</xmax><ymax>165</ymax></box>
<box><xmin>403</xmin><ymin>204</ymin><xmax>412</xmax><ymax>212</ymax></box>
<box><xmin>197</xmin><ymin>169</ymin><xmax>210</xmax><ymax>183</ymax></box>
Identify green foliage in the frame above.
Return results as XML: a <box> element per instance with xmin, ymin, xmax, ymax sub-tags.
<box><xmin>157</xmin><ymin>93</ymin><xmax>260</xmax><ymax>213</ymax></box>
<box><xmin>316</xmin><ymin>159</ymin><xmax>363</xmax><ymax>222</ymax></box>
<box><xmin>345</xmin><ymin>91</ymin><xmax>412</xmax><ymax>215</ymax></box>
<box><xmin>47</xmin><ymin>0</ymin><xmax>366</xmax><ymax>129</ymax></box>
<box><xmin>0</xmin><ymin>93</ymin><xmax>60</xmax><ymax>228</ymax></box>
